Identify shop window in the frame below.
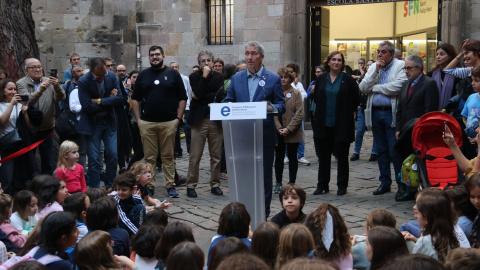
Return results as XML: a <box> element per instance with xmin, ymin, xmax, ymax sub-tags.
<box><xmin>207</xmin><ymin>0</ymin><xmax>234</xmax><ymax>45</ymax></box>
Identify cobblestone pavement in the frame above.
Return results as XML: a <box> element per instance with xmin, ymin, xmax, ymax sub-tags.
<box><xmin>151</xmin><ymin>129</ymin><xmax>414</xmax><ymax>256</ymax></box>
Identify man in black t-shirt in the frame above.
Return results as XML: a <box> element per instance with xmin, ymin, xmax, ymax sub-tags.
<box><xmin>186</xmin><ymin>50</ymin><xmax>225</xmax><ymax>198</ymax></box>
<box><xmin>131</xmin><ymin>45</ymin><xmax>187</xmax><ymax>198</ymax></box>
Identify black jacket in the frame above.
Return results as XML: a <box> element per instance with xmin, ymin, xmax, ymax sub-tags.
<box><xmin>312</xmin><ymin>72</ymin><xmax>359</xmax><ymax>143</ymax></box>
<box><xmin>188</xmin><ymin>69</ymin><xmax>225</xmax><ymax>125</ymax></box>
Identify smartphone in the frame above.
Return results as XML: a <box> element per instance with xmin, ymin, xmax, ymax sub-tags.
<box><xmin>444</xmin><ymin>121</ymin><xmax>448</xmax><ymax>134</ymax></box>
<box><xmin>19</xmin><ymin>95</ymin><xmax>29</xmax><ymax>102</ymax></box>
<box><xmin>50</xmin><ymin>68</ymin><xmax>57</xmax><ymax>78</ymax></box>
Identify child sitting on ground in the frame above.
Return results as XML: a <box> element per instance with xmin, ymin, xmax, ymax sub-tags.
<box><xmin>304</xmin><ymin>203</ymin><xmax>353</xmax><ymax>269</ymax></box>
<box><xmin>464</xmin><ymin>174</ymin><xmax>480</xmax><ymax>247</ymax></box>
<box><xmin>36</xmin><ymin>178</ymin><xmax>69</xmax><ymax>218</ymax></box>
<box><xmin>208</xmin><ymin>202</ymin><xmax>252</xmax><ymax>264</ymax></box>
<box><xmin>10</xmin><ymin>190</ymin><xmax>38</xmax><ymax>235</ymax></box>
<box><xmin>86</xmin><ymin>196</ymin><xmax>130</xmax><ymax>257</ymax></box>
<box><xmin>113</xmin><ymin>172</ymin><xmax>146</xmax><ymax>235</ymax></box>
<box><xmin>0</xmin><ymin>194</ymin><xmax>27</xmax><ymax>250</ymax></box>
<box><xmin>131</xmin><ymin>224</ymin><xmax>163</xmax><ymax>269</ymax></box>
<box><xmin>129</xmin><ymin>161</ymin><xmax>171</xmax><ymax>211</ymax></box>
<box><xmin>275</xmin><ymin>223</ymin><xmax>315</xmax><ymax>269</ymax></box>
<box><xmin>55</xmin><ymin>140</ymin><xmax>86</xmax><ymax>193</ymax></box>
<box><xmin>444</xmin><ymin>185</ymin><xmax>477</xmax><ymax>238</ymax></box>
<box><xmin>461</xmin><ymin>66</ymin><xmax>480</xmax><ymax>139</ymax></box>
<box><xmin>85</xmin><ymin>188</ymin><xmax>106</xmax><ymax>204</ymax></box>
<box><xmin>62</xmin><ymin>192</ymin><xmax>90</xmax><ymax>242</ymax></box>
<box><xmin>271</xmin><ymin>184</ymin><xmax>306</xmax><ymax>229</ymax></box>
<box><xmin>154</xmin><ymin>221</ymin><xmax>196</xmax><ymax>270</ymax></box>
<box><xmin>143</xmin><ymin>209</ymin><xmax>169</xmax><ymax>227</ymax></box>
<box><xmin>352</xmin><ymin>209</ymin><xmax>406</xmax><ymax>270</ymax></box>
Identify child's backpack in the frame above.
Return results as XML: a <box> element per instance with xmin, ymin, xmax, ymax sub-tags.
<box><xmin>400</xmin><ymin>153</ymin><xmax>420</xmax><ymax>188</ymax></box>
<box><xmin>0</xmin><ymin>246</ymin><xmax>63</xmax><ymax>269</ymax></box>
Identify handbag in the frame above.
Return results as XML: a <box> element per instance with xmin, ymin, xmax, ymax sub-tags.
<box><xmin>55</xmin><ymin>84</ymin><xmax>79</xmax><ymax>138</ymax></box>
<box><xmin>0</xmin><ymin>105</ymin><xmax>23</xmax><ymax>150</ymax></box>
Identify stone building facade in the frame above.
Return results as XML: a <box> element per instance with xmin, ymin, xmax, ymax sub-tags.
<box><xmin>32</xmin><ymin>0</ymin><xmax>307</xmax><ymax>82</ymax></box>
<box><xmin>30</xmin><ymin>0</ymin><xmax>480</xmax><ymax>83</ymax></box>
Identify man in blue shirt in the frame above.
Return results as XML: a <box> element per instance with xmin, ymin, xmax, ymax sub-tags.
<box><xmin>359</xmin><ymin>41</ymin><xmax>407</xmax><ymax>198</ymax></box>
<box><xmin>225</xmin><ymin>41</ymin><xmax>285</xmax><ymax>217</ymax></box>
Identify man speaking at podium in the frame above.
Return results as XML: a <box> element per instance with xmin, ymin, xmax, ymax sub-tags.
<box><xmin>225</xmin><ymin>41</ymin><xmax>285</xmax><ymax>217</ymax></box>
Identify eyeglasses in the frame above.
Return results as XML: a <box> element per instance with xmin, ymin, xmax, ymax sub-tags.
<box><xmin>26</xmin><ymin>66</ymin><xmax>43</xmax><ymax>70</ymax></box>
<box><xmin>403</xmin><ymin>66</ymin><xmax>419</xmax><ymax>71</ymax></box>
<box><xmin>200</xmin><ymin>58</ymin><xmax>213</xmax><ymax>63</ymax></box>
<box><xmin>116</xmin><ymin>70</ymin><xmax>126</xmax><ymax>72</ymax></box>
<box><xmin>149</xmin><ymin>53</ymin><xmax>162</xmax><ymax>58</ymax></box>
<box><xmin>106</xmin><ymin>64</ymin><xmax>114</xmax><ymax>68</ymax></box>
<box><xmin>377</xmin><ymin>50</ymin><xmax>388</xmax><ymax>55</ymax></box>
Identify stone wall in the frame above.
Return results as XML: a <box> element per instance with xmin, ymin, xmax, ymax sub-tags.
<box><xmin>32</xmin><ymin>0</ymin><xmax>137</xmax><ymax>81</ymax></box>
<box><xmin>31</xmin><ymin>0</ymin><xmax>307</xmax><ymax>82</ymax></box>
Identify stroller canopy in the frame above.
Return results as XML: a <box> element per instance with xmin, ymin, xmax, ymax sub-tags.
<box><xmin>412</xmin><ymin>112</ymin><xmax>463</xmax><ymax>158</ymax></box>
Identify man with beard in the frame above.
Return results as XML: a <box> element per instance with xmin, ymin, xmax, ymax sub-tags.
<box><xmin>131</xmin><ymin>45</ymin><xmax>187</xmax><ymax>198</ymax></box>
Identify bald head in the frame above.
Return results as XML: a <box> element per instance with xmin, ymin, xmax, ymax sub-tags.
<box><xmin>116</xmin><ymin>64</ymin><xmax>126</xmax><ymax>77</ymax></box>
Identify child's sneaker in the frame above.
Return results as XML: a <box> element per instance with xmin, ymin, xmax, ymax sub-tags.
<box><xmin>167</xmin><ymin>186</ymin><xmax>179</xmax><ymax>198</ymax></box>
<box><xmin>298</xmin><ymin>157</ymin><xmax>310</xmax><ymax>166</ymax></box>
<box><xmin>274</xmin><ymin>182</ymin><xmax>282</xmax><ymax>194</ymax></box>
<box><xmin>219</xmin><ymin>172</ymin><xmax>228</xmax><ymax>180</ymax></box>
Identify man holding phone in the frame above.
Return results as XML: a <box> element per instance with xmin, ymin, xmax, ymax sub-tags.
<box><xmin>17</xmin><ymin>58</ymin><xmax>66</xmax><ymax>175</ymax></box>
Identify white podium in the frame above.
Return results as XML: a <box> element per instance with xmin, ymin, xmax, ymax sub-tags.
<box><xmin>211</xmin><ymin>102</ymin><xmax>267</xmax><ymax>229</ymax></box>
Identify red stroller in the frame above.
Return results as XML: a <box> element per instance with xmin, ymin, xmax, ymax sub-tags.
<box><xmin>412</xmin><ymin>112</ymin><xmax>466</xmax><ymax>189</ymax></box>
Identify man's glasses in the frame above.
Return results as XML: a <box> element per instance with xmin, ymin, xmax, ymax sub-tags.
<box><xmin>201</xmin><ymin>58</ymin><xmax>212</xmax><ymax>63</ymax></box>
<box><xmin>377</xmin><ymin>50</ymin><xmax>388</xmax><ymax>55</ymax></box>
<box><xmin>403</xmin><ymin>66</ymin><xmax>419</xmax><ymax>71</ymax></box>
<box><xmin>149</xmin><ymin>53</ymin><xmax>162</xmax><ymax>58</ymax></box>
<box><xmin>26</xmin><ymin>66</ymin><xmax>43</xmax><ymax>70</ymax></box>
<box><xmin>116</xmin><ymin>70</ymin><xmax>126</xmax><ymax>72</ymax></box>
<box><xmin>106</xmin><ymin>64</ymin><xmax>114</xmax><ymax>68</ymax></box>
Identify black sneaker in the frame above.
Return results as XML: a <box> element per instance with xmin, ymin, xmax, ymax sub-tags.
<box><xmin>186</xmin><ymin>188</ymin><xmax>197</xmax><ymax>198</ymax></box>
<box><xmin>350</xmin><ymin>153</ymin><xmax>359</xmax><ymax>161</ymax></box>
<box><xmin>369</xmin><ymin>154</ymin><xmax>378</xmax><ymax>162</ymax></box>
<box><xmin>175</xmin><ymin>175</ymin><xmax>187</xmax><ymax>186</ymax></box>
<box><xmin>211</xmin><ymin>187</ymin><xmax>223</xmax><ymax>196</ymax></box>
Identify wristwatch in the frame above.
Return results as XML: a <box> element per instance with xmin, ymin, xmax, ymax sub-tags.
<box><xmin>97</xmin><ymin>98</ymin><xmax>101</xmax><ymax>105</ymax></box>
<box><xmin>176</xmin><ymin>116</ymin><xmax>184</xmax><ymax>125</ymax></box>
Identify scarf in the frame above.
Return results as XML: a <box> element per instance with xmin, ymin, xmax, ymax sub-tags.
<box><xmin>432</xmin><ymin>68</ymin><xmax>455</xmax><ymax>110</ymax></box>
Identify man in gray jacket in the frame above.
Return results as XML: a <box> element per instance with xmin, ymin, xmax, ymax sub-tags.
<box><xmin>17</xmin><ymin>58</ymin><xmax>65</xmax><ymax>175</ymax></box>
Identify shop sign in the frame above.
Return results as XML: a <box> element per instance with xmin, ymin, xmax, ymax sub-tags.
<box><xmin>403</xmin><ymin>0</ymin><xmax>434</xmax><ymax>17</ymax></box>
<box><xmin>308</xmin><ymin>0</ymin><xmax>405</xmax><ymax>7</ymax></box>
<box><xmin>395</xmin><ymin>0</ymin><xmax>437</xmax><ymax>35</ymax></box>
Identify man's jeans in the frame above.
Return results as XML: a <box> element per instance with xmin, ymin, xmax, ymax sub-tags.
<box><xmin>354</xmin><ymin>108</ymin><xmax>378</xmax><ymax>155</ymax></box>
<box><xmin>371</xmin><ymin>109</ymin><xmax>402</xmax><ymax>187</ymax></box>
<box><xmin>85</xmin><ymin>120</ymin><xmax>118</xmax><ymax>189</ymax></box>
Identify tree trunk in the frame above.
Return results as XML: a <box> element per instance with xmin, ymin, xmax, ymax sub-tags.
<box><xmin>0</xmin><ymin>0</ymin><xmax>39</xmax><ymax>81</ymax></box>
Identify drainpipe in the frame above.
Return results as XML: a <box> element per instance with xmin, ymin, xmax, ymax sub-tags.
<box><xmin>136</xmin><ymin>24</ymin><xmax>162</xmax><ymax>71</ymax></box>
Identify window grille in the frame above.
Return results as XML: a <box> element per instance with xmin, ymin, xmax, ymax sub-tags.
<box><xmin>206</xmin><ymin>0</ymin><xmax>234</xmax><ymax>45</ymax></box>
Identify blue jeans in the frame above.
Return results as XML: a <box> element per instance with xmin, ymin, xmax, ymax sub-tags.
<box><xmin>354</xmin><ymin>108</ymin><xmax>378</xmax><ymax>155</ymax></box>
<box><xmin>298</xmin><ymin>121</ymin><xmax>305</xmax><ymax>158</ymax></box>
<box><xmin>85</xmin><ymin>120</ymin><xmax>118</xmax><ymax>189</ymax></box>
<box><xmin>371</xmin><ymin>109</ymin><xmax>402</xmax><ymax>187</ymax></box>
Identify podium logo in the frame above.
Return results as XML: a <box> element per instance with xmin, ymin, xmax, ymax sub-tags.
<box><xmin>221</xmin><ymin>106</ymin><xmax>231</xmax><ymax>116</ymax></box>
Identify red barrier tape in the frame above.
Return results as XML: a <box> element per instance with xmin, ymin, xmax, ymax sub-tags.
<box><xmin>0</xmin><ymin>131</ymin><xmax>54</xmax><ymax>163</ymax></box>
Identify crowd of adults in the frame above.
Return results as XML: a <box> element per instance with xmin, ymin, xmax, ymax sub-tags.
<box><xmin>2</xmin><ymin>38</ymin><xmax>480</xmax><ymax>269</ymax></box>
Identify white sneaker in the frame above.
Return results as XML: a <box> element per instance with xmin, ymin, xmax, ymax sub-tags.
<box><xmin>284</xmin><ymin>157</ymin><xmax>289</xmax><ymax>164</ymax></box>
<box><xmin>298</xmin><ymin>157</ymin><xmax>310</xmax><ymax>166</ymax></box>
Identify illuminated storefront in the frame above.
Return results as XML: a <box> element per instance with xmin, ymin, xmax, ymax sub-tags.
<box><xmin>307</xmin><ymin>0</ymin><xmax>440</xmax><ymax>77</ymax></box>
